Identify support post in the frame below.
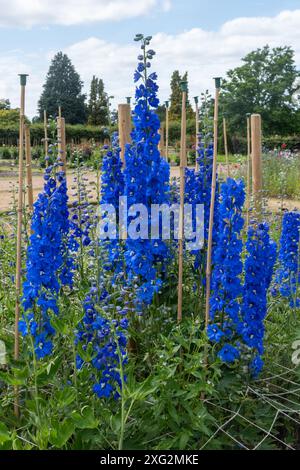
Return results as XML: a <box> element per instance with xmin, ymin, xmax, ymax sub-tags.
<box><xmin>57</xmin><ymin>116</ymin><xmax>67</xmax><ymax>174</ymax></box>
<box><xmin>118</xmin><ymin>103</ymin><xmax>131</xmax><ymax>163</ymax></box>
<box><xmin>14</xmin><ymin>73</ymin><xmax>28</xmax><ymax>417</ymax></box>
<box><xmin>205</xmin><ymin>77</ymin><xmax>221</xmax><ymax>328</ymax></box>
<box><xmin>177</xmin><ymin>81</ymin><xmax>187</xmax><ymax>323</ymax></box>
<box><xmin>165</xmin><ymin>101</ymin><xmax>169</xmax><ymax>162</ymax></box>
<box><xmin>194</xmin><ymin>96</ymin><xmax>199</xmax><ymax>171</ymax></box>
<box><xmin>43</xmin><ymin>110</ymin><xmax>48</xmax><ymax>165</ymax></box>
<box><xmin>24</xmin><ymin>124</ymin><xmax>33</xmax><ymax>212</ymax></box>
<box><xmin>223</xmin><ymin>116</ymin><xmax>230</xmax><ymax>178</ymax></box>
<box><xmin>246</xmin><ymin>113</ymin><xmax>251</xmax><ymax>230</ymax></box>
<box><xmin>251</xmin><ymin>114</ymin><xmax>262</xmax><ymax>217</ymax></box>
<box><xmin>159</xmin><ymin>126</ymin><xmax>165</xmax><ymax>157</ymax></box>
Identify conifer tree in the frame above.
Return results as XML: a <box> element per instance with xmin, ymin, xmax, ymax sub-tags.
<box><xmin>38</xmin><ymin>52</ymin><xmax>86</xmax><ymax>124</ymax></box>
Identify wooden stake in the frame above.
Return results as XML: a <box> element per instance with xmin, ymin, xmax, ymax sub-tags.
<box><xmin>14</xmin><ymin>74</ymin><xmax>28</xmax><ymax>417</ymax></box>
<box><xmin>223</xmin><ymin>116</ymin><xmax>230</xmax><ymax>178</ymax></box>
<box><xmin>24</xmin><ymin>124</ymin><xmax>33</xmax><ymax>212</ymax></box>
<box><xmin>177</xmin><ymin>82</ymin><xmax>187</xmax><ymax>323</ymax></box>
<box><xmin>246</xmin><ymin>113</ymin><xmax>251</xmax><ymax>230</ymax></box>
<box><xmin>194</xmin><ymin>96</ymin><xmax>199</xmax><ymax>171</ymax></box>
<box><xmin>57</xmin><ymin>116</ymin><xmax>67</xmax><ymax>174</ymax></box>
<box><xmin>205</xmin><ymin>78</ymin><xmax>221</xmax><ymax>328</ymax></box>
<box><xmin>159</xmin><ymin>126</ymin><xmax>165</xmax><ymax>157</ymax></box>
<box><xmin>251</xmin><ymin>114</ymin><xmax>262</xmax><ymax>218</ymax></box>
<box><xmin>43</xmin><ymin>110</ymin><xmax>48</xmax><ymax>164</ymax></box>
<box><xmin>118</xmin><ymin>103</ymin><xmax>131</xmax><ymax>163</ymax></box>
<box><xmin>165</xmin><ymin>101</ymin><xmax>169</xmax><ymax>162</ymax></box>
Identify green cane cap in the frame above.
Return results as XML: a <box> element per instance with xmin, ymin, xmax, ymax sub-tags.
<box><xmin>194</xmin><ymin>96</ymin><xmax>199</xmax><ymax>104</ymax></box>
<box><xmin>165</xmin><ymin>100</ymin><xmax>169</xmax><ymax>108</ymax></box>
<box><xmin>19</xmin><ymin>74</ymin><xmax>28</xmax><ymax>86</ymax></box>
<box><xmin>126</xmin><ymin>97</ymin><xmax>131</xmax><ymax>104</ymax></box>
<box><xmin>214</xmin><ymin>77</ymin><xmax>222</xmax><ymax>89</ymax></box>
<box><xmin>180</xmin><ymin>80</ymin><xmax>188</xmax><ymax>92</ymax></box>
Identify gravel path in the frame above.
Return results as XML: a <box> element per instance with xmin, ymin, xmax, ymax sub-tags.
<box><xmin>0</xmin><ymin>166</ymin><xmax>299</xmax><ymax>213</ymax></box>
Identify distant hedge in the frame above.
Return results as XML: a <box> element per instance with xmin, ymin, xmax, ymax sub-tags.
<box><xmin>221</xmin><ymin>134</ymin><xmax>300</xmax><ymax>155</ymax></box>
<box><xmin>0</xmin><ymin>123</ymin><xmax>113</xmax><ymax>146</ymax></box>
<box><xmin>1</xmin><ymin>119</ymin><xmax>300</xmax><ymax>155</ymax></box>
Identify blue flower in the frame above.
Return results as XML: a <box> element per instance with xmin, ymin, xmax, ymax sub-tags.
<box><xmin>34</xmin><ymin>333</ymin><xmax>53</xmax><ymax>359</ymax></box>
<box><xmin>75</xmin><ymin>286</ymin><xmax>128</xmax><ymax>400</ymax></box>
<box><xmin>207</xmin><ymin>324</ymin><xmax>224</xmax><ymax>343</ymax></box>
<box><xmin>249</xmin><ymin>355</ymin><xmax>264</xmax><ymax>378</ymax></box>
<box><xmin>209</xmin><ymin>178</ymin><xmax>245</xmax><ymax>339</ymax></box>
<box><xmin>123</xmin><ymin>36</ymin><xmax>170</xmax><ymax>307</ymax></box>
<box><xmin>241</xmin><ymin>222</ymin><xmax>277</xmax><ymax>375</ymax></box>
<box><xmin>218</xmin><ymin>344</ymin><xmax>240</xmax><ymax>363</ymax></box>
<box><xmin>274</xmin><ymin>211</ymin><xmax>300</xmax><ymax>306</ymax></box>
<box><xmin>20</xmin><ymin>162</ymin><xmax>75</xmax><ymax>360</ymax></box>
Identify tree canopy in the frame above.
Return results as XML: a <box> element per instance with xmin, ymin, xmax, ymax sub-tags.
<box><xmin>0</xmin><ymin>99</ymin><xmax>10</xmax><ymax>110</ymax></box>
<box><xmin>220</xmin><ymin>45</ymin><xmax>300</xmax><ymax>135</ymax></box>
<box><xmin>169</xmin><ymin>70</ymin><xmax>194</xmax><ymax>120</ymax></box>
<box><xmin>38</xmin><ymin>52</ymin><xmax>86</xmax><ymax>124</ymax></box>
<box><xmin>87</xmin><ymin>76</ymin><xmax>110</xmax><ymax>126</ymax></box>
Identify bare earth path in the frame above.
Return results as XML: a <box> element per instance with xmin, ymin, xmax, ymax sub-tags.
<box><xmin>0</xmin><ymin>166</ymin><xmax>299</xmax><ymax>213</ymax></box>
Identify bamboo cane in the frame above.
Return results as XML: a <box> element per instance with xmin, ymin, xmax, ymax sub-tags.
<box><xmin>205</xmin><ymin>77</ymin><xmax>221</xmax><ymax>328</ymax></box>
<box><xmin>118</xmin><ymin>103</ymin><xmax>132</xmax><ymax>164</ymax></box>
<box><xmin>159</xmin><ymin>126</ymin><xmax>165</xmax><ymax>157</ymax></box>
<box><xmin>14</xmin><ymin>73</ymin><xmax>28</xmax><ymax>417</ymax></box>
<box><xmin>165</xmin><ymin>101</ymin><xmax>169</xmax><ymax>162</ymax></box>
<box><xmin>246</xmin><ymin>113</ymin><xmax>251</xmax><ymax>230</ymax></box>
<box><xmin>223</xmin><ymin>116</ymin><xmax>230</xmax><ymax>178</ymax></box>
<box><xmin>57</xmin><ymin>116</ymin><xmax>67</xmax><ymax>174</ymax></box>
<box><xmin>43</xmin><ymin>110</ymin><xmax>48</xmax><ymax>166</ymax></box>
<box><xmin>24</xmin><ymin>124</ymin><xmax>33</xmax><ymax>212</ymax></box>
<box><xmin>194</xmin><ymin>96</ymin><xmax>199</xmax><ymax>171</ymax></box>
<box><xmin>177</xmin><ymin>81</ymin><xmax>187</xmax><ymax>323</ymax></box>
<box><xmin>251</xmin><ymin>114</ymin><xmax>262</xmax><ymax>218</ymax></box>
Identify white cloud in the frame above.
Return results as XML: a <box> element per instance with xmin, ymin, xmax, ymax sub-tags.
<box><xmin>0</xmin><ymin>0</ymin><xmax>168</xmax><ymax>27</ymax></box>
<box><xmin>2</xmin><ymin>9</ymin><xmax>300</xmax><ymax>118</ymax></box>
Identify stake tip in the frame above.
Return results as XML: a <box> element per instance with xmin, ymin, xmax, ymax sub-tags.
<box><xmin>180</xmin><ymin>80</ymin><xmax>188</xmax><ymax>92</ymax></box>
<box><xmin>18</xmin><ymin>74</ymin><xmax>29</xmax><ymax>86</ymax></box>
<box><xmin>213</xmin><ymin>77</ymin><xmax>222</xmax><ymax>89</ymax></box>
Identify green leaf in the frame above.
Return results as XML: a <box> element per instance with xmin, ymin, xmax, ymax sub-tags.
<box><xmin>71</xmin><ymin>406</ymin><xmax>99</xmax><ymax>430</ymax></box>
<box><xmin>36</xmin><ymin>356</ymin><xmax>61</xmax><ymax>385</ymax></box>
<box><xmin>0</xmin><ymin>423</ymin><xmax>10</xmax><ymax>445</ymax></box>
<box><xmin>76</xmin><ymin>341</ymin><xmax>96</xmax><ymax>363</ymax></box>
<box><xmin>0</xmin><ymin>370</ymin><xmax>25</xmax><ymax>386</ymax></box>
<box><xmin>49</xmin><ymin>420</ymin><xmax>75</xmax><ymax>448</ymax></box>
<box><xmin>53</xmin><ymin>387</ymin><xmax>77</xmax><ymax>409</ymax></box>
<box><xmin>178</xmin><ymin>432</ymin><xmax>190</xmax><ymax>449</ymax></box>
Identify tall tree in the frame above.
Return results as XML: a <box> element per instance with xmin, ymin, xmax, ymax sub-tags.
<box><xmin>220</xmin><ymin>45</ymin><xmax>300</xmax><ymax>135</ymax></box>
<box><xmin>169</xmin><ymin>70</ymin><xmax>194</xmax><ymax>120</ymax></box>
<box><xmin>87</xmin><ymin>76</ymin><xmax>109</xmax><ymax>125</ymax></box>
<box><xmin>0</xmin><ymin>98</ymin><xmax>10</xmax><ymax>110</ymax></box>
<box><xmin>38</xmin><ymin>52</ymin><xmax>86</xmax><ymax>124</ymax></box>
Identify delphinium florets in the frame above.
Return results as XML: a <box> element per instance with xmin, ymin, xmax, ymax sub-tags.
<box><xmin>20</xmin><ymin>157</ymin><xmax>74</xmax><ymax>359</ymax></box>
<box><xmin>274</xmin><ymin>211</ymin><xmax>300</xmax><ymax>307</ymax></box>
<box><xmin>240</xmin><ymin>223</ymin><xmax>277</xmax><ymax>377</ymax></box>
<box><xmin>123</xmin><ymin>34</ymin><xmax>170</xmax><ymax>309</ymax></box>
<box><xmin>100</xmin><ymin>132</ymin><xmax>124</xmax><ymax>273</ymax></box>
<box><xmin>75</xmin><ymin>279</ymin><xmax>130</xmax><ymax>399</ymax></box>
<box><xmin>209</xmin><ymin>178</ymin><xmax>245</xmax><ymax>363</ymax></box>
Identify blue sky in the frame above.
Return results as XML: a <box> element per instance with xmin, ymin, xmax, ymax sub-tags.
<box><xmin>1</xmin><ymin>0</ymin><xmax>300</xmax><ymax>117</ymax></box>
